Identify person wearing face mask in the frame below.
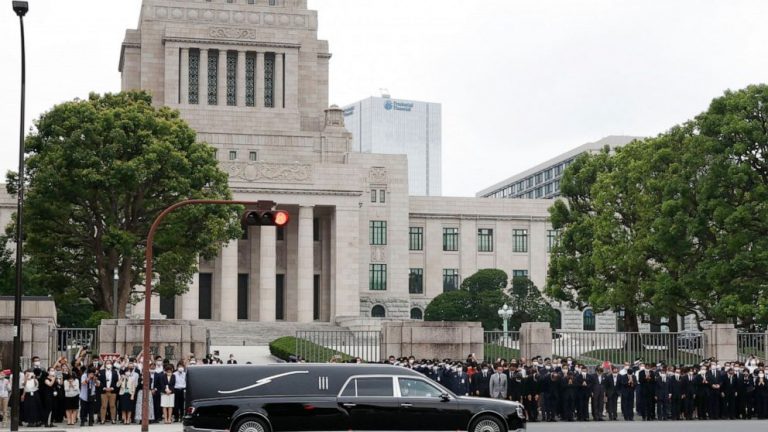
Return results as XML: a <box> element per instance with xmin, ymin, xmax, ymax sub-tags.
<box><xmin>604</xmin><ymin>366</ymin><xmax>620</xmax><ymax>421</ymax></box>
<box><xmin>41</xmin><ymin>366</ymin><xmax>58</xmax><ymax>427</ymax></box>
<box><xmin>155</xmin><ymin>364</ymin><xmax>176</xmax><ymax>424</ymax></box>
<box><xmin>668</xmin><ymin>367</ymin><xmax>683</xmax><ymax>420</ymax></box>
<box><xmin>98</xmin><ymin>359</ymin><xmax>119</xmax><ymax>424</ymax></box>
<box><xmin>694</xmin><ymin>366</ymin><xmax>709</xmax><ymax>419</ymax></box>
<box><xmin>173</xmin><ymin>362</ymin><xmax>187</xmax><ymax>422</ymax></box>
<box><xmin>471</xmin><ymin>363</ymin><xmax>491</xmax><ymax>397</ymax></box>
<box><xmin>737</xmin><ymin>367</ymin><xmax>754</xmax><ymax>419</ymax></box>
<box><xmin>618</xmin><ymin>366</ymin><xmax>636</xmax><ymax>421</ymax></box>
<box><xmin>152</xmin><ymin>357</ymin><xmax>165</xmax><ymax>422</ymax></box>
<box><xmin>22</xmin><ymin>369</ymin><xmax>43</xmax><ymax>427</ymax></box>
<box><xmin>680</xmin><ymin>367</ymin><xmax>696</xmax><ymax>420</ymax></box>
<box><xmin>721</xmin><ymin>367</ymin><xmax>738</xmax><ymax>419</ymax></box>
<box><xmin>489</xmin><ymin>364</ymin><xmax>507</xmax><ymax>400</ymax></box>
<box><xmin>754</xmin><ymin>369</ymin><xmax>767</xmax><ymax>419</ymax></box>
<box><xmin>522</xmin><ymin>367</ymin><xmax>539</xmax><ymax>421</ymax></box>
<box><xmin>540</xmin><ymin>370</ymin><xmax>561</xmax><ymax>422</ymax></box>
<box><xmin>705</xmin><ymin>363</ymin><xmax>722</xmax><ymax>420</ymax></box>
<box><xmin>0</xmin><ymin>370</ymin><xmax>10</xmax><ymax>427</ymax></box>
<box><xmin>589</xmin><ymin>366</ymin><xmax>607</xmax><ymax>421</ymax></box>
<box><xmin>63</xmin><ymin>371</ymin><xmax>80</xmax><ymax>426</ymax></box>
<box><xmin>117</xmin><ymin>365</ymin><xmax>136</xmax><ymax>424</ymax></box>
<box><xmin>572</xmin><ymin>365</ymin><xmax>589</xmax><ymax>421</ymax></box>
<box><xmin>654</xmin><ymin>366</ymin><xmax>671</xmax><ymax>420</ymax></box>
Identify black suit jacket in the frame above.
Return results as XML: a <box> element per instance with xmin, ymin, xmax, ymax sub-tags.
<box><xmin>98</xmin><ymin>369</ymin><xmax>120</xmax><ymax>393</ymax></box>
<box><xmin>154</xmin><ymin>372</ymin><xmax>176</xmax><ymax>394</ymax></box>
<box><xmin>605</xmin><ymin>374</ymin><xmax>620</xmax><ymax>397</ymax></box>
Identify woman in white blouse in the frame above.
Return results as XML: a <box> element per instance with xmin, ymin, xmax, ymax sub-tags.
<box><xmin>22</xmin><ymin>370</ymin><xmax>43</xmax><ymax>427</ymax></box>
<box><xmin>63</xmin><ymin>373</ymin><xmax>80</xmax><ymax>425</ymax></box>
<box><xmin>0</xmin><ymin>370</ymin><xmax>11</xmax><ymax>427</ymax></box>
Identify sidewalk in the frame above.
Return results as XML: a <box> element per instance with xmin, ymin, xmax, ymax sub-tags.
<box><xmin>6</xmin><ymin>423</ymin><xmax>181</xmax><ymax>432</ymax></box>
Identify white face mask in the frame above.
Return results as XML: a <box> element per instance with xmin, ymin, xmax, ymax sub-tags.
<box><xmin>759</xmin><ymin>373</ymin><xmax>765</xmax><ymax>378</ymax></box>
<box><xmin>33</xmin><ymin>362</ymin><xmax>41</xmax><ymax>367</ymax></box>
<box><xmin>177</xmin><ymin>367</ymin><xmax>184</xmax><ymax>372</ymax></box>
<box><xmin>481</xmin><ymin>368</ymin><xmax>488</xmax><ymax>373</ymax></box>
<box><xmin>106</xmin><ymin>365</ymin><xmax>112</xmax><ymax>370</ymax></box>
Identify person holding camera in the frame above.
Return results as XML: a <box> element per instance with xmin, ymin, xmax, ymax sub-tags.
<box><xmin>79</xmin><ymin>367</ymin><xmax>99</xmax><ymax>426</ymax></box>
<box><xmin>22</xmin><ymin>369</ymin><xmax>43</xmax><ymax>427</ymax></box>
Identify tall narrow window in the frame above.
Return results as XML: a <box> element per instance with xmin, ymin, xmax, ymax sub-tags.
<box><xmin>513</xmin><ymin>229</ymin><xmax>528</xmax><ymax>253</ymax></box>
<box><xmin>264</xmin><ymin>52</ymin><xmax>275</xmax><ymax>108</ymax></box>
<box><xmin>208</xmin><ymin>49</ymin><xmax>219</xmax><ymax>105</ymax></box>
<box><xmin>379</xmin><ymin>190</ymin><xmax>386</xmax><ymax>203</ymax></box>
<box><xmin>547</xmin><ymin>229</ymin><xmax>560</xmax><ymax>252</ymax></box>
<box><xmin>369</xmin><ymin>221</ymin><xmax>387</xmax><ymax>245</ymax></box>
<box><xmin>226</xmin><ymin>51</ymin><xmax>237</xmax><ymax>106</ymax></box>
<box><xmin>409</xmin><ymin>268</ymin><xmax>423</xmax><ymax>294</ymax></box>
<box><xmin>409</xmin><ymin>227</ymin><xmax>423</xmax><ymax>251</ymax></box>
<box><xmin>442</xmin><ymin>269</ymin><xmax>459</xmax><ymax>292</ymax></box>
<box><xmin>370</xmin><ymin>189</ymin><xmax>377</xmax><ymax>203</ymax></box>
<box><xmin>245</xmin><ymin>52</ymin><xmax>256</xmax><ymax>107</ymax></box>
<box><xmin>369</xmin><ymin>264</ymin><xmax>387</xmax><ymax>291</ymax></box>
<box><xmin>188</xmin><ymin>49</ymin><xmax>200</xmax><ymax>104</ymax></box>
<box><xmin>583</xmin><ymin>309</ymin><xmax>596</xmax><ymax>331</ymax></box>
<box><xmin>443</xmin><ymin>228</ymin><xmax>459</xmax><ymax>251</ymax></box>
<box><xmin>478</xmin><ymin>228</ymin><xmax>494</xmax><ymax>252</ymax></box>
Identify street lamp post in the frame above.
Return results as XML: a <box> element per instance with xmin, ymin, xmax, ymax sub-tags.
<box><xmin>10</xmin><ymin>2</ymin><xmax>29</xmax><ymax>431</ymax></box>
<box><xmin>498</xmin><ymin>303</ymin><xmax>513</xmax><ymax>344</ymax></box>
<box><xmin>113</xmin><ymin>267</ymin><xmax>119</xmax><ymax>319</ymax></box>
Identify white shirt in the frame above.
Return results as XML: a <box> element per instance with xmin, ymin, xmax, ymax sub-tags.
<box><xmin>0</xmin><ymin>378</ymin><xmax>9</xmax><ymax>398</ymax></box>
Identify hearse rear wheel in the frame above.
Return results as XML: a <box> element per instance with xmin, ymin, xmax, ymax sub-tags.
<box><xmin>233</xmin><ymin>417</ymin><xmax>270</xmax><ymax>432</ymax></box>
<box><xmin>470</xmin><ymin>415</ymin><xmax>506</xmax><ymax>432</ymax></box>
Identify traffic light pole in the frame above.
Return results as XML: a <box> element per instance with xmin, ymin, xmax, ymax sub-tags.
<box><xmin>140</xmin><ymin>199</ymin><xmax>274</xmax><ymax>431</ymax></box>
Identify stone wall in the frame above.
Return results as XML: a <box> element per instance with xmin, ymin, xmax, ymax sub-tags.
<box><xmin>381</xmin><ymin>321</ymin><xmax>483</xmax><ymax>360</ymax></box>
<box><xmin>0</xmin><ymin>297</ymin><xmax>58</xmax><ymax>369</ymax></box>
<box><xmin>98</xmin><ymin>319</ymin><xmax>208</xmax><ymax>362</ymax></box>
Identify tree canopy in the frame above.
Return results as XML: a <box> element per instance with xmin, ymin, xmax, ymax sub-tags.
<box><xmin>4</xmin><ymin>91</ymin><xmax>241</xmax><ymax>319</ymax></box>
<box><xmin>546</xmin><ymin>84</ymin><xmax>768</xmax><ymax>330</ymax></box>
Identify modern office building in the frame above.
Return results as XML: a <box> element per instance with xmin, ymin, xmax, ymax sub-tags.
<box><xmin>477</xmin><ymin>135</ymin><xmax>641</xmax><ymax>199</ymax></box>
<box><xmin>342</xmin><ymin>96</ymin><xmax>441</xmax><ymax>196</ymax></box>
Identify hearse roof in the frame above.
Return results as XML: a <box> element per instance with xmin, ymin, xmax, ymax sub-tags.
<box><xmin>186</xmin><ymin>363</ymin><xmax>424</xmax><ymax>401</ymax></box>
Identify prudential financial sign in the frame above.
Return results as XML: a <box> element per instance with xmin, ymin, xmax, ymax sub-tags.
<box><xmin>384</xmin><ymin>99</ymin><xmax>414</xmax><ymax>112</ymax></box>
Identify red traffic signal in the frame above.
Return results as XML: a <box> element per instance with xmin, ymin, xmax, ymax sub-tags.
<box><xmin>242</xmin><ymin>210</ymin><xmax>290</xmax><ymax>227</ymax></box>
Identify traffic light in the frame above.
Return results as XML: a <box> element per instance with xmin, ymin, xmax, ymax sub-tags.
<box><xmin>241</xmin><ymin>209</ymin><xmax>290</xmax><ymax>227</ymax></box>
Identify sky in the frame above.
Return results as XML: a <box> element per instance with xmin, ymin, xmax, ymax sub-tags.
<box><xmin>1</xmin><ymin>0</ymin><xmax>767</xmax><ymax>197</ymax></box>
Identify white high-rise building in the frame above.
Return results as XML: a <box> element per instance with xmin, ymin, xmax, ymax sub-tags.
<box><xmin>342</xmin><ymin>96</ymin><xmax>441</xmax><ymax>196</ymax></box>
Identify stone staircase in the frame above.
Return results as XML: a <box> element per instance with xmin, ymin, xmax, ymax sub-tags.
<box><xmin>205</xmin><ymin>321</ymin><xmax>342</xmax><ymax>346</ymax></box>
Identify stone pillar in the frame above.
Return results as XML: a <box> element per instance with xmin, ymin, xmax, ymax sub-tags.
<box><xmin>200</xmin><ymin>49</ymin><xmax>209</xmax><ymax>105</ymax></box>
<box><xmin>182</xmin><ymin>270</ymin><xmax>199</xmax><ymax>320</ymax></box>
<box><xmin>704</xmin><ymin>323</ymin><xmax>738</xmax><ymax>362</ymax></box>
<box><xmin>218</xmin><ymin>49</ymin><xmax>227</xmax><ymax>106</ymax></box>
<box><xmin>256</xmin><ymin>51</ymin><xmax>265</xmax><ymax>108</ymax></box>
<box><xmin>297</xmin><ymin>206</ymin><xmax>314</xmax><ymax>322</ymax></box>
<box><xmin>332</xmin><ymin>207</ymin><xmax>359</xmax><ymax>318</ymax></box>
<box><xmin>519</xmin><ymin>322</ymin><xmax>553</xmax><ymax>360</ymax></box>
<box><xmin>236</xmin><ymin>50</ymin><xmax>246</xmax><ymax>107</ymax></box>
<box><xmin>164</xmin><ymin>44</ymin><xmax>180</xmax><ymax>106</ymax></box>
<box><xmin>275</xmin><ymin>52</ymin><xmax>284</xmax><ymax>109</ymax></box>
<box><xmin>248</xmin><ymin>226</ymin><xmax>261</xmax><ymax>320</ymax></box>
<box><xmin>259</xmin><ymin>226</ymin><xmax>277</xmax><ymax>322</ymax></box>
<box><xmin>284</xmin><ymin>50</ymin><xmax>299</xmax><ymax>109</ymax></box>
<box><xmin>180</xmin><ymin>48</ymin><xmax>189</xmax><ymax>105</ymax></box>
<box><xmin>217</xmin><ymin>240</ymin><xmax>238</xmax><ymax>322</ymax></box>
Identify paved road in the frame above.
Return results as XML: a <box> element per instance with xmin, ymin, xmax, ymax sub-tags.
<box><xmin>528</xmin><ymin>419</ymin><xmax>768</xmax><ymax>431</ymax></box>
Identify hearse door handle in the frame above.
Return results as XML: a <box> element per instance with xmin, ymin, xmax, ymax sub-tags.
<box><xmin>400</xmin><ymin>403</ymin><xmax>413</xmax><ymax>408</ymax></box>
<box><xmin>342</xmin><ymin>403</ymin><xmax>357</xmax><ymax>408</ymax></box>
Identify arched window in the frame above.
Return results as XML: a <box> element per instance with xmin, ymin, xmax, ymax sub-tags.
<box><xmin>371</xmin><ymin>305</ymin><xmax>386</xmax><ymax>318</ymax></box>
<box><xmin>583</xmin><ymin>309</ymin><xmax>596</xmax><ymax>331</ymax></box>
<box><xmin>410</xmin><ymin>308</ymin><xmax>423</xmax><ymax>320</ymax></box>
<box><xmin>551</xmin><ymin>309</ymin><xmax>562</xmax><ymax>330</ymax></box>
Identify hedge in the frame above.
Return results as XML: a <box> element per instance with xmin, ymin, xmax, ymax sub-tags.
<box><xmin>269</xmin><ymin>336</ymin><xmax>353</xmax><ymax>363</ymax></box>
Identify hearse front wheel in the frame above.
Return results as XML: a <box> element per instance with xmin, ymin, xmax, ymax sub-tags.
<box><xmin>233</xmin><ymin>416</ymin><xmax>270</xmax><ymax>432</ymax></box>
<box><xmin>469</xmin><ymin>415</ymin><xmax>506</xmax><ymax>432</ymax></box>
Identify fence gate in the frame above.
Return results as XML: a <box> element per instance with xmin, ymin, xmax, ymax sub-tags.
<box><xmin>483</xmin><ymin>331</ymin><xmax>521</xmax><ymax>362</ymax></box>
<box><xmin>295</xmin><ymin>330</ymin><xmax>381</xmax><ymax>362</ymax></box>
<box><xmin>55</xmin><ymin>328</ymin><xmax>97</xmax><ymax>361</ymax></box>
<box><xmin>737</xmin><ymin>333</ymin><xmax>767</xmax><ymax>363</ymax></box>
<box><xmin>551</xmin><ymin>331</ymin><xmax>705</xmax><ymax>366</ymax></box>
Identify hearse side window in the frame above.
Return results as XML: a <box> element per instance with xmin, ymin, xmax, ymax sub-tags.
<box><xmin>341</xmin><ymin>377</ymin><xmax>393</xmax><ymax>397</ymax></box>
<box><xmin>398</xmin><ymin>378</ymin><xmax>443</xmax><ymax>398</ymax></box>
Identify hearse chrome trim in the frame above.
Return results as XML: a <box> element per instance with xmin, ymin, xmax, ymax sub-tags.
<box><xmin>318</xmin><ymin>376</ymin><xmax>329</xmax><ymax>390</ymax></box>
<box><xmin>218</xmin><ymin>371</ymin><xmax>310</xmax><ymax>394</ymax></box>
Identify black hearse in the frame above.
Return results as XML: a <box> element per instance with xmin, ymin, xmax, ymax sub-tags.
<box><xmin>183</xmin><ymin>364</ymin><xmax>525</xmax><ymax>432</ymax></box>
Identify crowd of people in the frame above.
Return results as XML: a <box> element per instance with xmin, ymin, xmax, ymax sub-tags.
<box><xmin>379</xmin><ymin>353</ymin><xmax>768</xmax><ymax>422</ymax></box>
<box><xmin>0</xmin><ymin>348</ymin><xmax>232</xmax><ymax>428</ymax></box>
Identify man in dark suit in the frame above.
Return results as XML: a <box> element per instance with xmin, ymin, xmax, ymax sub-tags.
<box><xmin>669</xmin><ymin>367</ymin><xmax>684</xmax><ymax>420</ymax></box>
<box><xmin>98</xmin><ymin>359</ymin><xmax>119</xmax><ymax>424</ymax></box>
<box><xmin>471</xmin><ymin>363</ymin><xmax>491</xmax><ymax>398</ymax></box>
<box><xmin>605</xmin><ymin>366</ymin><xmax>620</xmax><ymax>421</ymax></box>
<box><xmin>638</xmin><ymin>364</ymin><xmax>656</xmax><ymax>420</ymax></box>
<box><xmin>540</xmin><ymin>370</ymin><xmax>561</xmax><ymax>422</ymax></box>
<box><xmin>590</xmin><ymin>367</ymin><xmax>606</xmax><ymax>421</ymax></box>
<box><xmin>706</xmin><ymin>365</ymin><xmax>722</xmax><ymax>419</ymax></box>
<box><xmin>574</xmin><ymin>365</ymin><xmax>590</xmax><ymax>421</ymax></box>
<box><xmin>655</xmin><ymin>366</ymin><xmax>671</xmax><ymax>420</ymax></box>
<box><xmin>618</xmin><ymin>370</ymin><xmax>636</xmax><ymax>421</ymax></box>
<box><xmin>506</xmin><ymin>364</ymin><xmax>524</xmax><ymax>403</ymax></box>
<box><xmin>722</xmin><ymin>368</ymin><xmax>738</xmax><ymax>419</ymax></box>
<box><xmin>680</xmin><ymin>367</ymin><xmax>696</xmax><ymax>420</ymax></box>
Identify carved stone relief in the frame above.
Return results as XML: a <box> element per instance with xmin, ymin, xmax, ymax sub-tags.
<box><xmin>370</xmin><ymin>246</ymin><xmax>387</xmax><ymax>263</ymax></box>
<box><xmin>221</xmin><ymin>161</ymin><xmax>312</xmax><ymax>183</ymax></box>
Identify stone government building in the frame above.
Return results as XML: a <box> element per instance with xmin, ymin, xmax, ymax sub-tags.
<box><xmin>0</xmin><ymin>0</ymin><xmax>636</xmax><ymax>333</ymax></box>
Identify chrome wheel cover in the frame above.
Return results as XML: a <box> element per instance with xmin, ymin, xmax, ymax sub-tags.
<box><xmin>474</xmin><ymin>419</ymin><xmax>501</xmax><ymax>432</ymax></box>
<box><xmin>238</xmin><ymin>420</ymin><xmax>265</xmax><ymax>432</ymax></box>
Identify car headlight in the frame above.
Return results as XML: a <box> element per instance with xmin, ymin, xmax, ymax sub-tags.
<box><xmin>516</xmin><ymin>406</ymin><xmax>525</xmax><ymax>419</ymax></box>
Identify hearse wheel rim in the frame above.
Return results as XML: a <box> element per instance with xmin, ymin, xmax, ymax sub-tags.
<box><xmin>474</xmin><ymin>418</ymin><xmax>502</xmax><ymax>432</ymax></box>
<box><xmin>238</xmin><ymin>420</ymin><xmax>266</xmax><ymax>432</ymax></box>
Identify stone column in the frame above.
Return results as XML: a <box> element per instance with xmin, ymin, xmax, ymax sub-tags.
<box><xmin>200</xmin><ymin>49</ymin><xmax>209</xmax><ymax>105</ymax></box>
<box><xmin>519</xmin><ymin>322</ymin><xmax>553</xmax><ymax>359</ymax></box>
<box><xmin>217</xmin><ymin>240</ymin><xmax>238</xmax><ymax>322</ymax></box>
<box><xmin>297</xmin><ymin>206</ymin><xmax>314</xmax><ymax>322</ymax></box>
<box><xmin>182</xmin><ymin>270</ymin><xmax>199</xmax><ymax>320</ymax></box>
<box><xmin>332</xmin><ymin>207</ymin><xmax>359</xmax><ymax>318</ymax></box>
<box><xmin>283</xmin><ymin>50</ymin><xmax>299</xmax><ymax>109</ymax></box>
<box><xmin>218</xmin><ymin>49</ymin><xmax>227</xmax><ymax>106</ymax></box>
<box><xmin>236</xmin><ymin>50</ymin><xmax>246</xmax><ymax>107</ymax></box>
<box><xmin>275</xmin><ymin>52</ymin><xmax>284</xmax><ymax>109</ymax></box>
<box><xmin>259</xmin><ymin>226</ymin><xmax>277</xmax><ymax>322</ymax></box>
<box><xmin>180</xmin><ymin>48</ymin><xmax>189</xmax><ymax>105</ymax></box>
<box><xmin>164</xmin><ymin>44</ymin><xmax>180</xmax><ymax>106</ymax></box>
<box><xmin>248</xmin><ymin>226</ymin><xmax>261</xmax><ymax>320</ymax></box>
<box><xmin>256</xmin><ymin>51</ymin><xmax>265</xmax><ymax>108</ymax></box>
<box><xmin>704</xmin><ymin>323</ymin><xmax>738</xmax><ymax>362</ymax></box>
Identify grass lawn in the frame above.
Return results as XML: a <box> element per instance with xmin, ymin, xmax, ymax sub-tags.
<box><xmin>484</xmin><ymin>343</ymin><xmax>521</xmax><ymax>362</ymax></box>
<box><xmin>269</xmin><ymin>336</ymin><xmax>353</xmax><ymax>363</ymax></box>
<box><xmin>579</xmin><ymin>348</ymin><xmax>703</xmax><ymax>366</ymax></box>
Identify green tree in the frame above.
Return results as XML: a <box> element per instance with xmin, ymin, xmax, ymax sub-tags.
<box><xmin>5</xmin><ymin>91</ymin><xmax>241</xmax><ymax>318</ymax></box>
<box><xmin>425</xmin><ymin>269</ymin><xmax>511</xmax><ymax>330</ymax></box>
<box><xmin>508</xmin><ymin>276</ymin><xmax>557</xmax><ymax>331</ymax></box>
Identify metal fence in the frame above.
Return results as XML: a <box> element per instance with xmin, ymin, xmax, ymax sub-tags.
<box><xmin>738</xmin><ymin>332</ymin><xmax>767</xmax><ymax>363</ymax></box>
<box><xmin>295</xmin><ymin>330</ymin><xmax>381</xmax><ymax>363</ymax></box>
<box><xmin>552</xmin><ymin>331</ymin><xmax>705</xmax><ymax>366</ymax></box>
<box><xmin>55</xmin><ymin>328</ymin><xmax>98</xmax><ymax>361</ymax></box>
<box><xmin>483</xmin><ymin>331</ymin><xmax>521</xmax><ymax>362</ymax></box>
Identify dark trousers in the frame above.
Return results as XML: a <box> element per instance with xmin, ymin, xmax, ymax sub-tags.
<box><xmin>683</xmin><ymin>395</ymin><xmax>694</xmax><ymax>419</ymax></box>
<box><xmin>656</xmin><ymin>396</ymin><xmax>670</xmax><ymax>420</ymax></box>
<box><xmin>577</xmin><ymin>390</ymin><xmax>589</xmax><ymax>420</ymax></box>
<box><xmin>524</xmin><ymin>397</ymin><xmax>538</xmax><ymax>421</ymax></box>
<box><xmin>644</xmin><ymin>393</ymin><xmax>655</xmax><ymax>420</ymax></box>
<box><xmin>563</xmin><ymin>392</ymin><xmax>575</xmax><ymax>421</ymax></box>
<box><xmin>723</xmin><ymin>394</ymin><xmax>736</xmax><ymax>419</ymax></box>
<box><xmin>153</xmin><ymin>390</ymin><xmax>162</xmax><ymax>421</ymax></box>
<box><xmin>696</xmin><ymin>393</ymin><xmax>708</xmax><ymax>419</ymax></box>
<box><xmin>543</xmin><ymin>394</ymin><xmax>558</xmax><ymax>421</ymax></box>
<box><xmin>707</xmin><ymin>391</ymin><xmax>720</xmax><ymax>419</ymax></box>
<box><xmin>173</xmin><ymin>388</ymin><xmax>185</xmax><ymax>421</ymax></box>
<box><xmin>621</xmin><ymin>391</ymin><xmax>635</xmax><ymax>421</ymax></box>
<box><xmin>606</xmin><ymin>393</ymin><xmax>618</xmax><ymax>420</ymax></box>
<box><xmin>80</xmin><ymin>397</ymin><xmax>95</xmax><ymax>426</ymax></box>
<box><xmin>591</xmin><ymin>389</ymin><xmax>605</xmax><ymax>420</ymax></box>
<box><xmin>670</xmin><ymin>396</ymin><xmax>681</xmax><ymax>420</ymax></box>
